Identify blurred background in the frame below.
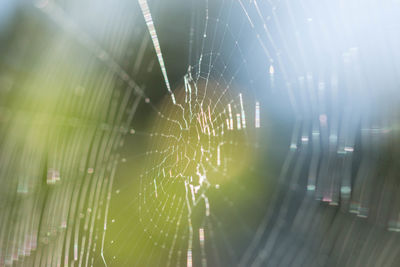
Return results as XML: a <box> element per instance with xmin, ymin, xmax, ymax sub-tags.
<box><xmin>1</xmin><ymin>0</ymin><xmax>400</xmax><ymax>266</ymax></box>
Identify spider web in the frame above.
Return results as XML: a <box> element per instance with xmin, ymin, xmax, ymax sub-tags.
<box><xmin>106</xmin><ymin>0</ymin><xmax>267</xmax><ymax>266</ymax></box>
<box><xmin>2</xmin><ymin>0</ymin><xmax>400</xmax><ymax>266</ymax></box>
<box><xmin>95</xmin><ymin>0</ymin><xmax>282</xmax><ymax>265</ymax></box>
<box><xmin>102</xmin><ymin>0</ymin><xmax>400</xmax><ymax>266</ymax></box>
